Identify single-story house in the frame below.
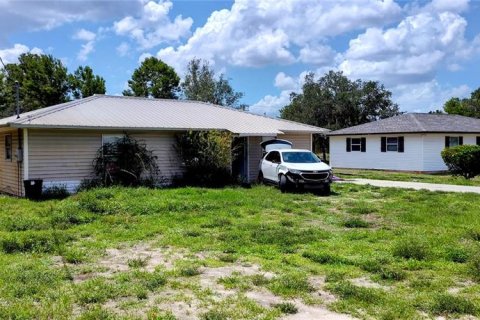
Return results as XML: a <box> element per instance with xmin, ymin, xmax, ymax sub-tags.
<box><xmin>0</xmin><ymin>94</ymin><xmax>328</xmax><ymax>196</ymax></box>
<box><xmin>329</xmin><ymin>113</ymin><xmax>480</xmax><ymax>172</ymax></box>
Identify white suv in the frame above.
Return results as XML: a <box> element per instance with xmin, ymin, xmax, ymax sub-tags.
<box><xmin>259</xmin><ymin>149</ymin><xmax>332</xmax><ymax>195</ymax></box>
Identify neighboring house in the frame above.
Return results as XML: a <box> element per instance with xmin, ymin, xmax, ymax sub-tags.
<box><xmin>0</xmin><ymin>95</ymin><xmax>327</xmax><ymax>196</ymax></box>
<box><xmin>329</xmin><ymin>113</ymin><xmax>480</xmax><ymax>172</ymax></box>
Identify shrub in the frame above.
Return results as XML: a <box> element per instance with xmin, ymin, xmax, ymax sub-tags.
<box><xmin>431</xmin><ymin>293</ymin><xmax>477</xmax><ymax>315</ymax></box>
<box><xmin>441</xmin><ymin>145</ymin><xmax>480</xmax><ymax>179</ymax></box>
<box><xmin>175</xmin><ymin>130</ymin><xmax>236</xmax><ymax>187</ymax></box>
<box><xmin>274</xmin><ymin>302</ymin><xmax>298</xmax><ymax>314</ymax></box>
<box><xmin>392</xmin><ymin>238</ymin><xmax>430</xmax><ymax>260</ymax></box>
<box><xmin>93</xmin><ymin>134</ymin><xmax>160</xmax><ymax>187</ymax></box>
<box><xmin>42</xmin><ymin>185</ymin><xmax>70</xmax><ymax>200</ymax></box>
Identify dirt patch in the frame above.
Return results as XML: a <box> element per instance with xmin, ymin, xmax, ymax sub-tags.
<box><xmin>447</xmin><ymin>280</ymin><xmax>475</xmax><ymax>294</ymax></box>
<box><xmin>351</xmin><ymin>277</ymin><xmax>390</xmax><ymax>290</ymax></box>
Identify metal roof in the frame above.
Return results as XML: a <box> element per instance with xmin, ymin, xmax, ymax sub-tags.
<box><xmin>328</xmin><ymin>113</ymin><xmax>480</xmax><ymax>136</ymax></box>
<box><xmin>0</xmin><ymin>95</ymin><xmax>328</xmax><ymax>136</ymax></box>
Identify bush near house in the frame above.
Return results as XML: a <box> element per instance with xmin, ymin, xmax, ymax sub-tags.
<box><xmin>441</xmin><ymin>145</ymin><xmax>480</xmax><ymax>179</ymax></box>
<box><xmin>175</xmin><ymin>130</ymin><xmax>236</xmax><ymax>187</ymax></box>
<box><xmin>92</xmin><ymin>134</ymin><xmax>160</xmax><ymax>187</ymax></box>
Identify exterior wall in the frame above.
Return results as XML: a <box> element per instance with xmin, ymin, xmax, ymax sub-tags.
<box><xmin>247</xmin><ymin>136</ymin><xmax>263</xmax><ymax>182</ymax></box>
<box><xmin>330</xmin><ymin>134</ymin><xmax>424</xmax><ymax>171</ymax></box>
<box><xmin>279</xmin><ymin>133</ymin><xmax>312</xmax><ymax>150</ymax></box>
<box><xmin>422</xmin><ymin>133</ymin><xmax>479</xmax><ymax>171</ymax></box>
<box><xmin>27</xmin><ymin>129</ymin><xmax>183</xmax><ymax>193</ymax></box>
<box><xmin>0</xmin><ymin>128</ymin><xmax>23</xmax><ymax>196</ymax></box>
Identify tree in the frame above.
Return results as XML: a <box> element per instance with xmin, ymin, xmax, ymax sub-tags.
<box><xmin>123</xmin><ymin>57</ymin><xmax>179</xmax><ymax>99</ymax></box>
<box><xmin>69</xmin><ymin>66</ymin><xmax>106</xmax><ymax>99</ymax></box>
<box><xmin>0</xmin><ymin>53</ymin><xmax>70</xmax><ymax>116</ymax></box>
<box><xmin>181</xmin><ymin>58</ymin><xmax>244</xmax><ymax>108</ymax></box>
<box><xmin>280</xmin><ymin>71</ymin><xmax>400</xmax><ymax>130</ymax></box>
<box><xmin>443</xmin><ymin>89</ymin><xmax>480</xmax><ymax>118</ymax></box>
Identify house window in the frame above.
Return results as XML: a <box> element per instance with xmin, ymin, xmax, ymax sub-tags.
<box><xmin>351</xmin><ymin>138</ymin><xmax>361</xmax><ymax>151</ymax></box>
<box><xmin>102</xmin><ymin>134</ymin><xmax>124</xmax><ymax>146</ymax></box>
<box><xmin>381</xmin><ymin>137</ymin><xmax>404</xmax><ymax>153</ymax></box>
<box><xmin>386</xmin><ymin>137</ymin><xmax>398</xmax><ymax>151</ymax></box>
<box><xmin>5</xmin><ymin>135</ymin><xmax>12</xmax><ymax>161</ymax></box>
<box><xmin>476</xmin><ymin>136</ymin><xmax>480</xmax><ymax>145</ymax></box>
<box><xmin>346</xmin><ymin>137</ymin><xmax>366</xmax><ymax>152</ymax></box>
<box><xmin>445</xmin><ymin>136</ymin><xmax>463</xmax><ymax>148</ymax></box>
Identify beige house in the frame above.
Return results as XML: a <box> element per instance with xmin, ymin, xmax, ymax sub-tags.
<box><xmin>0</xmin><ymin>95</ymin><xmax>327</xmax><ymax>196</ymax></box>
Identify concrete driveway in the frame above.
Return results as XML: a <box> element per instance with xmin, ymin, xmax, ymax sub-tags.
<box><xmin>337</xmin><ymin>178</ymin><xmax>480</xmax><ymax>194</ymax></box>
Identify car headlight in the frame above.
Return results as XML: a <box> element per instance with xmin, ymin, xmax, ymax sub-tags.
<box><xmin>289</xmin><ymin>169</ymin><xmax>301</xmax><ymax>175</ymax></box>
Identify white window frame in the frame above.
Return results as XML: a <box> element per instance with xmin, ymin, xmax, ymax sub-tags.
<box><xmin>351</xmin><ymin>138</ymin><xmax>361</xmax><ymax>152</ymax></box>
<box><xmin>386</xmin><ymin>137</ymin><xmax>398</xmax><ymax>152</ymax></box>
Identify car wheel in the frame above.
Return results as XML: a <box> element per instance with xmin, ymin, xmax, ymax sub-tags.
<box><xmin>279</xmin><ymin>174</ymin><xmax>290</xmax><ymax>193</ymax></box>
<box><xmin>258</xmin><ymin>171</ymin><xmax>264</xmax><ymax>184</ymax></box>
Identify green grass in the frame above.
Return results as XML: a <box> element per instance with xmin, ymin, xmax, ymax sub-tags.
<box><xmin>0</xmin><ymin>184</ymin><xmax>480</xmax><ymax>319</ymax></box>
<box><xmin>335</xmin><ymin>168</ymin><xmax>480</xmax><ymax>186</ymax></box>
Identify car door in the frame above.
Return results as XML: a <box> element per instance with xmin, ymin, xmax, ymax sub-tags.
<box><xmin>262</xmin><ymin>151</ymin><xmax>280</xmax><ymax>181</ymax></box>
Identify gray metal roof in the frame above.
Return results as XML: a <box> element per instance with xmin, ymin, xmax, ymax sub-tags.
<box><xmin>0</xmin><ymin>95</ymin><xmax>328</xmax><ymax>136</ymax></box>
<box><xmin>328</xmin><ymin>113</ymin><xmax>480</xmax><ymax>136</ymax></box>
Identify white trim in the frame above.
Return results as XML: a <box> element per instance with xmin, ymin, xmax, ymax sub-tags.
<box><xmin>23</xmin><ymin>128</ymin><xmax>29</xmax><ymax>180</ymax></box>
<box><xmin>310</xmin><ymin>133</ymin><xmax>313</xmax><ymax>151</ymax></box>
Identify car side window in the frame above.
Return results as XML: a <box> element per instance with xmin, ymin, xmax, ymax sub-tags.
<box><xmin>265</xmin><ymin>151</ymin><xmax>280</xmax><ymax>163</ymax></box>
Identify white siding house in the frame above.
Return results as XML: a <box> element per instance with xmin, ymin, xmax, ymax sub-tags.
<box><xmin>329</xmin><ymin>114</ymin><xmax>480</xmax><ymax>172</ymax></box>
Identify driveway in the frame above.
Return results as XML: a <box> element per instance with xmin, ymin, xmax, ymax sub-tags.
<box><xmin>337</xmin><ymin>178</ymin><xmax>480</xmax><ymax>194</ymax></box>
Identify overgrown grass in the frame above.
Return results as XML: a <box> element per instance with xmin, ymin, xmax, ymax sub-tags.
<box><xmin>0</xmin><ymin>184</ymin><xmax>480</xmax><ymax>319</ymax></box>
<box><xmin>335</xmin><ymin>168</ymin><xmax>480</xmax><ymax>186</ymax></box>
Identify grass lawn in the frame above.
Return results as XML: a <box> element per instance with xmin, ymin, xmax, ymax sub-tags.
<box><xmin>334</xmin><ymin>168</ymin><xmax>480</xmax><ymax>186</ymax></box>
<box><xmin>1</xmin><ymin>184</ymin><xmax>480</xmax><ymax>319</ymax></box>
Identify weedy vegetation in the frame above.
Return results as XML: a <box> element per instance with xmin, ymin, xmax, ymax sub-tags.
<box><xmin>0</xmin><ymin>183</ymin><xmax>479</xmax><ymax>319</ymax></box>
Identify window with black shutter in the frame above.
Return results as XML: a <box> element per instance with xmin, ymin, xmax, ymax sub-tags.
<box><xmin>445</xmin><ymin>136</ymin><xmax>463</xmax><ymax>147</ymax></box>
<box><xmin>381</xmin><ymin>137</ymin><xmax>386</xmax><ymax>152</ymax></box>
<box><xmin>360</xmin><ymin>138</ymin><xmax>366</xmax><ymax>152</ymax></box>
<box><xmin>346</xmin><ymin>138</ymin><xmax>351</xmax><ymax>152</ymax></box>
<box><xmin>398</xmin><ymin>137</ymin><xmax>404</xmax><ymax>153</ymax></box>
<box><xmin>477</xmin><ymin>136</ymin><xmax>480</xmax><ymax>145</ymax></box>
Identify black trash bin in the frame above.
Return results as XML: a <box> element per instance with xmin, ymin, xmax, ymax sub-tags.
<box><xmin>23</xmin><ymin>179</ymin><xmax>43</xmax><ymax>200</ymax></box>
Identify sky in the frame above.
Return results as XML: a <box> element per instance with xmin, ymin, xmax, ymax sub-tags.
<box><xmin>0</xmin><ymin>0</ymin><xmax>479</xmax><ymax>117</ymax></box>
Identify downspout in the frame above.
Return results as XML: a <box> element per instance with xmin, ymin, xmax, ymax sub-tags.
<box><xmin>23</xmin><ymin>128</ymin><xmax>28</xmax><ymax>184</ymax></box>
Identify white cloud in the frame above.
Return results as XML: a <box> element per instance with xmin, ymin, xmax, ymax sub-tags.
<box><xmin>338</xmin><ymin>9</ymin><xmax>474</xmax><ymax>86</ymax></box>
<box><xmin>157</xmin><ymin>0</ymin><xmax>402</xmax><ymax>72</ymax></box>
<box><xmin>0</xmin><ymin>1</ymin><xmax>141</xmax><ymax>45</ymax></box>
<box><xmin>250</xmin><ymin>71</ymin><xmax>310</xmax><ymax>116</ymax></box>
<box><xmin>392</xmin><ymin>80</ymin><xmax>471</xmax><ymax>112</ymax></box>
<box><xmin>113</xmin><ymin>0</ymin><xmax>193</xmax><ymax>50</ymax></box>
<box><xmin>77</xmin><ymin>41</ymin><xmax>95</xmax><ymax>62</ymax></box>
<box><xmin>72</xmin><ymin>28</ymin><xmax>97</xmax><ymax>61</ymax></box>
<box><xmin>0</xmin><ymin>44</ymin><xmax>43</xmax><ymax>65</ymax></box>
<box><xmin>116</xmin><ymin>42</ymin><xmax>131</xmax><ymax>57</ymax></box>
<box><xmin>73</xmin><ymin>28</ymin><xmax>96</xmax><ymax>42</ymax></box>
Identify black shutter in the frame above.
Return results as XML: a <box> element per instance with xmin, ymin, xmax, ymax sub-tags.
<box><xmin>360</xmin><ymin>138</ymin><xmax>366</xmax><ymax>152</ymax></box>
<box><xmin>381</xmin><ymin>137</ymin><xmax>386</xmax><ymax>152</ymax></box>
<box><xmin>477</xmin><ymin>136</ymin><xmax>480</xmax><ymax>145</ymax></box>
<box><xmin>398</xmin><ymin>136</ymin><xmax>404</xmax><ymax>153</ymax></box>
<box><xmin>445</xmin><ymin>136</ymin><xmax>450</xmax><ymax>148</ymax></box>
<box><xmin>346</xmin><ymin>138</ymin><xmax>351</xmax><ymax>152</ymax></box>
<box><xmin>459</xmin><ymin>136</ymin><xmax>463</xmax><ymax>145</ymax></box>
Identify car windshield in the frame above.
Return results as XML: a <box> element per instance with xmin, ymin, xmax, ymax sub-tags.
<box><xmin>281</xmin><ymin>151</ymin><xmax>321</xmax><ymax>163</ymax></box>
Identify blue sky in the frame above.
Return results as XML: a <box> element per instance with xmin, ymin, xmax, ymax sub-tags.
<box><xmin>1</xmin><ymin>0</ymin><xmax>479</xmax><ymax>116</ymax></box>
